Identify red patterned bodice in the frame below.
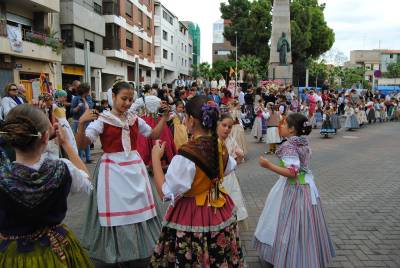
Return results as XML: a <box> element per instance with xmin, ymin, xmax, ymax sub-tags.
<box><xmin>100</xmin><ymin>122</ymin><xmax>138</xmax><ymax>153</ymax></box>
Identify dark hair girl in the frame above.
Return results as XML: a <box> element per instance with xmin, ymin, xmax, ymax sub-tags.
<box><xmin>286</xmin><ymin>112</ymin><xmax>313</xmax><ymax>136</ymax></box>
<box><xmin>150</xmin><ymin>95</ymin><xmax>245</xmax><ymax>267</ymax></box>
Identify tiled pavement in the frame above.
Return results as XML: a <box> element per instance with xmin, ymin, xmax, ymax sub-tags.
<box><xmin>65</xmin><ymin>121</ymin><xmax>400</xmax><ymax>268</ymax></box>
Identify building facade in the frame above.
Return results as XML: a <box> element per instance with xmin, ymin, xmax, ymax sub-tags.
<box><xmin>0</xmin><ymin>0</ymin><xmax>63</xmax><ymax>100</ymax></box>
<box><xmin>212</xmin><ymin>19</ymin><xmax>235</xmax><ymax>64</ymax></box>
<box><xmin>182</xmin><ymin>21</ymin><xmax>200</xmax><ymax>66</ymax></box>
<box><xmin>60</xmin><ymin>0</ymin><xmax>106</xmax><ymax>99</ymax></box>
<box><xmin>349</xmin><ymin>49</ymin><xmax>400</xmax><ymax>81</ymax></box>
<box><xmin>154</xmin><ymin>1</ymin><xmax>192</xmax><ymax>84</ymax></box>
<box><xmin>102</xmin><ymin>0</ymin><xmax>155</xmax><ymax>94</ymax></box>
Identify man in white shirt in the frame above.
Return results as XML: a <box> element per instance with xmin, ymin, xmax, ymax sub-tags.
<box><xmin>238</xmin><ymin>88</ymin><xmax>245</xmax><ymax>107</ymax></box>
<box><xmin>218</xmin><ymin>76</ymin><xmax>226</xmax><ymax>89</ymax></box>
<box><xmin>210</xmin><ymin>78</ymin><xmax>218</xmax><ymax>89</ymax></box>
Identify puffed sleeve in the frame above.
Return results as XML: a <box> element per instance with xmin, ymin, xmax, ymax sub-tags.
<box><xmin>85</xmin><ymin>120</ymin><xmax>104</xmax><ymax>144</ymax></box>
<box><xmin>60</xmin><ymin>158</ymin><xmax>93</xmax><ymax>194</ymax></box>
<box><xmin>137</xmin><ymin>117</ymin><xmax>152</xmax><ymax>137</ymax></box>
<box><xmin>224</xmin><ymin>156</ymin><xmax>237</xmax><ymax>175</ymax></box>
<box><xmin>162</xmin><ymin>155</ymin><xmax>196</xmax><ymax>202</ymax></box>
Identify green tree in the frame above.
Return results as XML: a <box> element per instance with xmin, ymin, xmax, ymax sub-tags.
<box><xmin>190</xmin><ymin>64</ymin><xmax>200</xmax><ymax>79</ymax></box>
<box><xmin>386</xmin><ymin>62</ymin><xmax>400</xmax><ymax>78</ymax></box>
<box><xmin>239</xmin><ymin>55</ymin><xmax>263</xmax><ymax>84</ymax></box>
<box><xmin>220</xmin><ymin>0</ymin><xmax>272</xmax><ymax>67</ymax></box>
<box><xmin>308</xmin><ymin>59</ymin><xmax>328</xmax><ymax>87</ymax></box>
<box><xmin>198</xmin><ymin>62</ymin><xmax>212</xmax><ymax>80</ymax></box>
<box><xmin>212</xmin><ymin>60</ymin><xmax>236</xmax><ymax>80</ymax></box>
<box><xmin>340</xmin><ymin>67</ymin><xmax>365</xmax><ymax>88</ymax></box>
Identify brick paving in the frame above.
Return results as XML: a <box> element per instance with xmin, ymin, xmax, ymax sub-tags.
<box><xmin>65</xmin><ymin>122</ymin><xmax>400</xmax><ymax>268</ymax></box>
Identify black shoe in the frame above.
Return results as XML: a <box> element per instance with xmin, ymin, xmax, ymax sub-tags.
<box><xmin>86</xmin><ymin>160</ymin><xmax>93</xmax><ymax>164</ymax></box>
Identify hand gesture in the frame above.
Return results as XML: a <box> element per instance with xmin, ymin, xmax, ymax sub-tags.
<box><xmin>78</xmin><ymin>109</ymin><xmax>98</xmax><ymax>124</ymax></box>
<box><xmin>160</xmin><ymin>101</ymin><xmax>170</xmax><ymax>118</ymax></box>
<box><xmin>54</xmin><ymin>122</ymin><xmax>67</xmax><ymax>147</ymax></box>
<box><xmin>152</xmin><ymin>140</ymin><xmax>166</xmax><ymax>160</ymax></box>
<box><xmin>259</xmin><ymin>156</ymin><xmax>271</xmax><ymax>169</ymax></box>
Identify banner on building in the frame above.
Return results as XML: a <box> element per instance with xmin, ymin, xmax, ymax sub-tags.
<box><xmin>6</xmin><ymin>25</ymin><xmax>23</xmax><ymax>53</ymax></box>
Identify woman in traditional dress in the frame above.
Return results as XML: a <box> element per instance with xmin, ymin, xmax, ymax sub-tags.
<box><xmin>130</xmin><ymin>84</ymin><xmax>176</xmax><ymax>168</ymax></box>
<box><xmin>320</xmin><ymin>106</ymin><xmax>336</xmax><ymax>137</ymax></box>
<box><xmin>218</xmin><ymin>114</ymin><xmax>249</xmax><ymax>228</ymax></box>
<box><xmin>0</xmin><ymin>104</ymin><xmax>93</xmax><ymax>267</ymax></box>
<box><xmin>229</xmin><ymin>100</ymin><xmax>248</xmax><ymax>156</ymax></box>
<box><xmin>76</xmin><ymin>81</ymin><xmax>168</xmax><ymax>265</ymax></box>
<box><xmin>254</xmin><ymin>113</ymin><xmax>335</xmax><ymax>268</ymax></box>
<box><xmin>344</xmin><ymin>102</ymin><xmax>359</xmax><ymax>130</ymax></box>
<box><xmin>150</xmin><ymin>96</ymin><xmax>245</xmax><ymax>267</ymax></box>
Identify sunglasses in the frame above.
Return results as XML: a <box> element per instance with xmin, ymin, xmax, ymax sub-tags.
<box><xmin>9</xmin><ymin>87</ymin><xmax>18</xmax><ymax>91</ymax></box>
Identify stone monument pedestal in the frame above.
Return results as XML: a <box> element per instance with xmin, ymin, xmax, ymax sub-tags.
<box><xmin>268</xmin><ymin>64</ymin><xmax>293</xmax><ymax>84</ymax></box>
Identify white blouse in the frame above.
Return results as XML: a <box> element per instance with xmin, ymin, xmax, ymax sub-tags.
<box><xmin>162</xmin><ymin>155</ymin><xmax>237</xmax><ymax>202</ymax></box>
<box><xmin>15</xmin><ymin>156</ymin><xmax>92</xmax><ymax>194</ymax></box>
<box><xmin>85</xmin><ymin>117</ymin><xmax>152</xmax><ymax>144</ymax></box>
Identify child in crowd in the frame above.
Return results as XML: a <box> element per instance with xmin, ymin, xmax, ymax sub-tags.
<box><xmin>251</xmin><ymin>99</ymin><xmax>267</xmax><ymax>142</ymax></box>
<box><xmin>374</xmin><ymin>99</ymin><xmax>382</xmax><ymax>122</ymax></box>
<box><xmin>300</xmin><ymin>100</ymin><xmax>309</xmax><ymax>118</ymax></box>
<box><xmin>330</xmin><ymin>105</ymin><xmax>341</xmax><ymax>131</ymax></box>
<box><xmin>379</xmin><ymin>99</ymin><xmax>387</xmax><ymax>122</ymax></box>
<box><xmin>218</xmin><ymin>114</ymin><xmax>249</xmax><ymax>227</ymax></box>
<box><xmin>171</xmin><ymin>100</ymin><xmax>188</xmax><ymax>150</ymax></box>
<box><xmin>230</xmin><ymin>100</ymin><xmax>248</xmax><ymax>156</ymax></box>
<box><xmin>254</xmin><ymin>113</ymin><xmax>335</xmax><ymax>268</ymax></box>
<box><xmin>320</xmin><ymin>106</ymin><xmax>336</xmax><ymax>137</ymax></box>
<box><xmin>366</xmin><ymin>101</ymin><xmax>376</xmax><ymax>124</ymax></box>
<box><xmin>0</xmin><ymin>104</ymin><xmax>93</xmax><ymax>267</ymax></box>
<box><xmin>265</xmin><ymin>103</ymin><xmax>281</xmax><ymax>154</ymax></box>
<box><xmin>54</xmin><ymin>90</ymin><xmax>78</xmax><ymax>154</ymax></box>
<box><xmin>313</xmin><ymin>102</ymin><xmax>324</xmax><ymax>129</ymax></box>
<box><xmin>150</xmin><ymin>96</ymin><xmax>245</xmax><ymax>267</ymax></box>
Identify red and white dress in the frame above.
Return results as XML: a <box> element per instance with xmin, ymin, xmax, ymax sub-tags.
<box><xmin>81</xmin><ymin>111</ymin><xmax>162</xmax><ymax>263</ymax></box>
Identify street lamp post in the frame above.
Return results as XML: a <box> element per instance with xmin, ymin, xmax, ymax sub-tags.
<box><xmin>235</xmin><ymin>31</ymin><xmax>238</xmax><ymax>97</ymax></box>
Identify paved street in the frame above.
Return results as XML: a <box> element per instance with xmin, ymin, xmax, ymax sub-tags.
<box><xmin>65</xmin><ymin>121</ymin><xmax>400</xmax><ymax>268</ymax></box>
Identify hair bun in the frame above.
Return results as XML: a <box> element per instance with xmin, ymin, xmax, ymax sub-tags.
<box><xmin>302</xmin><ymin>120</ymin><xmax>312</xmax><ymax>136</ymax></box>
<box><xmin>201</xmin><ymin>101</ymin><xmax>220</xmax><ymax>129</ymax></box>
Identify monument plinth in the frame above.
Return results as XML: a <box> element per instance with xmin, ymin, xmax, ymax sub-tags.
<box><xmin>268</xmin><ymin>0</ymin><xmax>293</xmax><ymax>84</ymax></box>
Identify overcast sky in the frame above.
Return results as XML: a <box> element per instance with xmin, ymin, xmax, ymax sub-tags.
<box><xmin>164</xmin><ymin>0</ymin><xmax>400</xmax><ymax>64</ymax></box>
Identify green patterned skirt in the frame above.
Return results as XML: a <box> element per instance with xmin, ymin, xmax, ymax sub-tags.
<box><xmin>80</xmin><ymin>157</ymin><xmax>164</xmax><ymax>264</ymax></box>
<box><xmin>0</xmin><ymin>227</ymin><xmax>93</xmax><ymax>268</ymax></box>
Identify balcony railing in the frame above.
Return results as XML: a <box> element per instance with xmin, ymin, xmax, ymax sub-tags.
<box><xmin>22</xmin><ymin>29</ymin><xmax>64</xmax><ymax>54</ymax></box>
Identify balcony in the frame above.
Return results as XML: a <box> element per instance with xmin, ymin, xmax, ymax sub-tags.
<box><xmin>62</xmin><ymin>47</ymin><xmax>106</xmax><ymax>69</ymax></box>
<box><xmin>2</xmin><ymin>0</ymin><xmax>60</xmax><ymax>13</ymax></box>
<box><xmin>0</xmin><ymin>27</ymin><xmax>62</xmax><ymax>62</ymax></box>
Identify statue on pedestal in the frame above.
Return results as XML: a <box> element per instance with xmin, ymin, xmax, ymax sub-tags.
<box><xmin>277</xmin><ymin>32</ymin><xmax>290</xmax><ymax>65</ymax></box>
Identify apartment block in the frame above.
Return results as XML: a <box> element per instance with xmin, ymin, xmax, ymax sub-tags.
<box><xmin>102</xmin><ymin>0</ymin><xmax>155</xmax><ymax>92</ymax></box>
<box><xmin>154</xmin><ymin>1</ymin><xmax>192</xmax><ymax>84</ymax></box>
<box><xmin>0</xmin><ymin>0</ymin><xmax>63</xmax><ymax>100</ymax></box>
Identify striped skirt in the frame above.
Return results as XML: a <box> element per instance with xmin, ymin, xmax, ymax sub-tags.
<box><xmin>253</xmin><ymin>182</ymin><xmax>335</xmax><ymax>268</ymax></box>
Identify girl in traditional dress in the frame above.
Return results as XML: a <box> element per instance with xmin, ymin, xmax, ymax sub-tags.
<box><xmin>344</xmin><ymin>102</ymin><xmax>359</xmax><ymax>130</ymax></box>
<box><xmin>320</xmin><ymin>106</ymin><xmax>336</xmax><ymax>137</ymax></box>
<box><xmin>254</xmin><ymin>113</ymin><xmax>335</xmax><ymax>268</ymax></box>
<box><xmin>53</xmin><ymin>90</ymin><xmax>78</xmax><ymax>154</ymax></box>
<box><xmin>330</xmin><ymin>105</ymin><xmax>341</xmax><ymax>131</ymax></box>
<box><xmin>314</xmin><ymin>102</ymin><xmax>324</xmax><ymax>129</ymax></box>
<box><xmin>150</xmin><ymin>96</ymin><xmax>245</xmax><ymax>267</ymax></box>
<box><xmin>171</xmin><ymin>100</ymin><xmax>188</xmax><ymax>150</ymax></box>
<box><xmin>130</xmin><ymin>84</ymin><xmax>176</xmax><ymax>168</ymax></box>
<box><xmin>0</xmin><ymin>104</ymin><xmax>93</xmax><ymax>267</ymax></box>
<box><xmin>76</xmin><ymin>81</ymin><xmax>168</xmax><ymax>265</ymax></box>
<box><xmin>366</xmin><ymin>100</ymin><xmax>376</xmax><ymax>124</ymax></box>
<box><xmin>218</xmin><ymin>114</ymin><xmax>249</xmax><ymax>227</ymax></box>
<box><xmin>251</xmin><ymin>99</ymin><xmax>267</xmax><ymax>142</ymax></box>
<box><xmin>229</xmin><ymin>100</ymin><xmax>248</xmax><ymax>156</ymax></box>
<box><xmin>374</xmin><ymin>99</ymin><xmax>382</xmax><ymax>122</ymax></box>
<box><xmin>265</xmin><ymin>103</ymin><xmax>281</xmax><ymax>154</ymax></box>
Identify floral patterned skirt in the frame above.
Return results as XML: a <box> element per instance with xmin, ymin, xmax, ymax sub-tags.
<box><xmin>150</xmin><ymin>222</ymin><xmax>245</xmax><ymax>268</ymax></box>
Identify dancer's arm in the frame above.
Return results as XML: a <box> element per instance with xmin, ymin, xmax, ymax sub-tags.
<box><xmin>259</xmin><ymin>156</ymin><xmax>296</xmax><ymax>179</ymax></box>
<box><xmin>150</xmin><ymin>103</ymin><xmax>170</xmax><ymax>139</ymax></box>
<box><xmin>151</xmin><ymin>140</ymin><xmax>166</xmax><ymax>199</ymax></box>
<box><xmin>76</xmin><ymin>109</ymin><xmax>98</xmax><ymax>149</ymax></box>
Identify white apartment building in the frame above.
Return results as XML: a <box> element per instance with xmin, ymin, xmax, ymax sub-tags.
<box><xmin>154</xmin><ymin>1</ymin><xmax>192</xmax><ymax>85</ymax></box>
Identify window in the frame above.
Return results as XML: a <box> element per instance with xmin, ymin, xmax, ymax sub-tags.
<box><xmin>162</xmin><ymin>10</ymin><xmax>173</xmax><ymax>25</ymax></box>
<box><xmin>126</xmin><ymin>31</ymin><xmax>133</xmax><ymax>48</ymax></box>
<box><xmin>138</xmin><ymin>9</ymin><xmax>143</xmax><ymax>26</ymax></box>
<box><xmin>171</xmin><ymin>35</ymin><xmax>173</xmax><ymax>44</ymax></box>
<box><xmin>61</xmin><ymin>29</ymin><xmax>73</xmax><ymax>47</ymax></box>
<box><xmin>139</xmin><ymin>37</ymin><xmax>144</xmax><ymax>52</ymax></box>
<box><xmin>185</xmin><ymin>59</ymin><xmax>187</xmax><ymax>67</ymax></box>
<box><xmin>157</xmin><ymin>69</ymin><xmax>160</xmax><ymax>78</ymax></box>
<box><xmin>147</xmin><ymin>42</ymin><xmax>151</xmax><ymax>56</ymax></box>
<box><xmin>163</xmin><ymin>49</ymin><xmax>168</xmax><ymax>59</ymax></box>
<box><xmin>146</xmin><ymin>70</ymin><xmax>151</xmax><ymax>77</ymax></box>
<box><xmin>185</xmin><ymin>45</ymin><xmax>187</xmax><ymax>53</ymax></box>
<box><xmin>94</xmin><ymin>3</ymin><xmax>102</xmax><ymax>14</ymax></box>
<box><xmin>181</xmin><ymin>43</ymin><xmax>183</xmax><ymax>50</ymax></box>
<box><xmin>146</xmin><ymin>16</ymin><xmax>151</xmax><ymax>31</ymax></box>
<box><xmin>86</xmin><ymin>40</ymin><xmax>94</xmax><ymax>52</ymax></box>
<box><xmin>171</xmin><ymin>53</ymin><xmax>174</xmax><ymax>62</ymax></box>
<box><xmin>390</xmin><ymin>54</ymin><xmax>394</xmax><ymax>59</ymax></box>
<box><xmin>162</xmin><ymin>30</ymin><xmax>168</xmax><ymax>41</ymax></box>
<box><xmin>125</xmin><ymin>0</ymin><xmax>132</xmax><ymax>18</ymax></box>
<box><xmin>181</xmin><ymin>58</ymin><xmax>184</xmax><ymax>66</ymax></box>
